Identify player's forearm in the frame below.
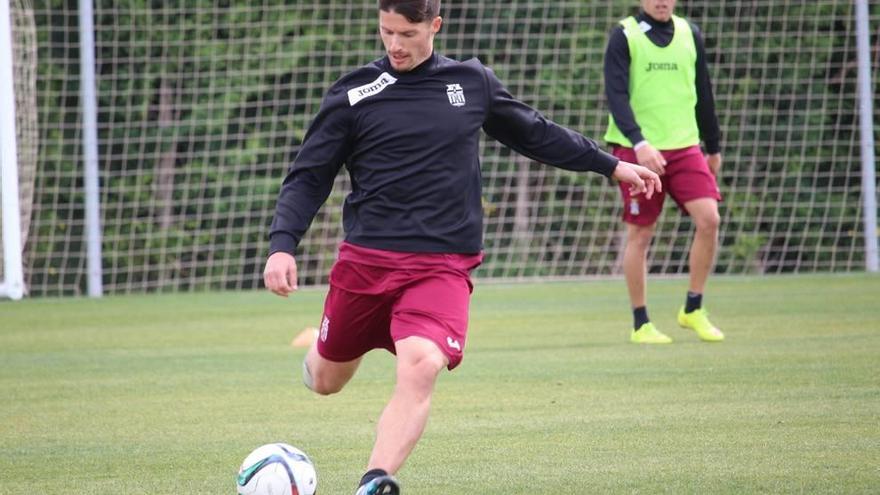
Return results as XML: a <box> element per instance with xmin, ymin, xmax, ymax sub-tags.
<box><xmin>696</xmin><ymin>97</ymin><xmax>721</xmax><ymax>154</ymax></box>
<box><xmin>268</xmin><ymin>169</ymin><xmax>335</xmax><ymax>255</ymax></box>
<box><xmin>484</xmin><ymin>106</ymin><xmax>618</xmax><ymax>176</ymax></box>
<box><xmin>517</xmin><ymin>127</ymin><xmax>619</xmax><ymax>176</ymax></box>
<box><xmin>695</xmin><ymin>75</ymin><xmax>721</xmax><ymax>152</ymax></box>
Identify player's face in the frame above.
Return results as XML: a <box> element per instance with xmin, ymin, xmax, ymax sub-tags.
<box><xmin>641</xmin><ymin>0</ymin><xmax>675</xmax><ymax>22</ymax></box>
<box><xmin>379</xmin><ymin>10</ymin><xmax>442</xmax><ymax>72</ymax></box>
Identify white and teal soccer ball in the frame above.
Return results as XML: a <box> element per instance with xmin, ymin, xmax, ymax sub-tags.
<box><xmin>236</xmin><ymin>443</ymin><xmax>318</xmax><ymax>495</ymax></box>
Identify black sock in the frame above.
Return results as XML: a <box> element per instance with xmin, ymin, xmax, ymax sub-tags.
<box><xmin>633</xmin><ymin>306</ymin><xmax>649</xmax><ymax>330</ymax></box>
<box><xmin>685</xmin><ymin>292</ymin><xmax>702</xmax><ymax>313</ymax></box>
<box><xmin>359</xmin><ymin>468</ymin><xmax>388</xmax><ymax>487</ymax></box>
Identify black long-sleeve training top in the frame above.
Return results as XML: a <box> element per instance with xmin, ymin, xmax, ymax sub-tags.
<box><xmin>269</xmin><ymin>52</ymin><xmax>619</xmax><ymax>256</ymax></box>
<box><xmin>604</xmin><ymin>11</ymin><xmax>721</xmax><ymax>154</ymax></box>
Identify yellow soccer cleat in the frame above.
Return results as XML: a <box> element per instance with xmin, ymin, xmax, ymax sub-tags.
<box><xmin>678</xmin><ymin>307</ymin><xmax>725</xmax><ymax>342</ymax></box>
<box><xmin>630</xmin><ymin>322</ymin><xmax>673</xmax><ymax>344</ymax></box>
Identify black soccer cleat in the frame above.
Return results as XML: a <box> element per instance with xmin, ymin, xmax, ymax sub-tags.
<box><xmin>354</xmin><ymin>474</ymin><xmax>400</xmax><ymax>495</ymax></box>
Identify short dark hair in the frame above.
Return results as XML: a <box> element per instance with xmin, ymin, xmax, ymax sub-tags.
<box><xmin>378</xmin><ymin>0</ymin><xmax>441</xmax><ymax>23</ymax></box>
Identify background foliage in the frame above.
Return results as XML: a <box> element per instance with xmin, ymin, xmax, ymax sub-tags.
<box><xmin>12</xmin><ymin>0</ymin><xmax>880</xmax><ymax>295</ymax></box>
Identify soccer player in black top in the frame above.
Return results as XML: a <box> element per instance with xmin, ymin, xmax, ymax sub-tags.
<box><xmin>263</xmin><ymin>1</ymin><xmax>661</xmax><ymax>493</ymax></box>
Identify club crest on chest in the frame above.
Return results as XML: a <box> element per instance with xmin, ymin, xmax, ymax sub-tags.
<box><xmin>446</xmin><ymin>83</ymin><xmax>466</xmax><ymax>107</ymax></box>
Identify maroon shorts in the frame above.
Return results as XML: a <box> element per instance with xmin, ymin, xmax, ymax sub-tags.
<box><xmin>316</xmin><ymin>242</ymin><xmax>483</xmax><ymax>370</ymax></box>
<box><xmin>613</xmin><ymin>145</ymin><xmax>722</xmax><ymax>226</ymax></box>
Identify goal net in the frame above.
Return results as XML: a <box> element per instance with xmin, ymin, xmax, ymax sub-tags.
<box><xmin>11</xmin><ymin>0</ymin><xmax>879</xmax><ymax>296</ymax></box>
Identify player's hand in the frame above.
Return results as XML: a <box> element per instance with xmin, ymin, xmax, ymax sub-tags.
<box><xmin>612</xmin><ymin>161</ymin><xmax>662</xmax><ymax>200</ymax></box>
<box><xmin>635</xmin><ymin>142</ymin><xmax>667</xmax><ymax>175</ymax></box>
<box><xmin>263</xmin><ymin>252</ymin><xmax>298</xmax><ymax>297</ymax></box>
<box><xmin>706</xmin><ymin>153</ymin><xmax>722</xmax><ymax>177</ymax></box>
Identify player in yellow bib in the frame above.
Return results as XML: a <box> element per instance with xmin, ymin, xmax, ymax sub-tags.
<box><xmin>604</xmin><ymin>0</ymin><xmax>725</xmax><ymax>343</ymax></box>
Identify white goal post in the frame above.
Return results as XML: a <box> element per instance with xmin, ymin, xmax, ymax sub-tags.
<box><xmin>0</xmin><ymin>0</ymin><xmax>24</xmax><ymax>300</ymax></box>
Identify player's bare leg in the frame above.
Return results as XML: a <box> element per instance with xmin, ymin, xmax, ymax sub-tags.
<box><xmin>302</xmin><ymin>344</ymin><xmax>362</xmax><ymax>395</ymax></box>
<box><xmin>367</xmin><ymin>336</ymin><xmax>446</xmax><ymax>474</ymax></box>
<box><xmin>623</xmin><ymin>222</ymin><xmax>655</xmax><ymax>308</ymax></box>
<box><xmin>684</xmin><ymin>198</ymin><xmax>720</xmax><ymax>294</ymax></box>
<box><xmin>623</xmin><ymin>222</ymin><xmax>671</xmax><ymax>343</ymax></box>
<box><xmin>678</xmin><ymin>197</ymin><xmax>724</xmax><ymax>341</ymax></box>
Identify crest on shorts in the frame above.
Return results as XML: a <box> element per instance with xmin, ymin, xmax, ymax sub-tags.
<box><xmin>446</xmin><ymin>83</ymin><xmax>466</xmax><ymax>107</ymax></box>
<box><xmin>629</xmin><ymin>198</ymin><xmax>640</xmax><ymax>216</ymax></box>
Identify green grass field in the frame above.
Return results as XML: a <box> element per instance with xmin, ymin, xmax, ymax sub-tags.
<box><xmin>1</xmin><ymin>274</ymin><xmax>878</xmax><ymax>494</ymax></box>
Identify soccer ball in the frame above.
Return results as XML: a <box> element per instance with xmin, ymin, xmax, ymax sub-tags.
<box><xmin>236</xmin><ymin>443</ymin><xmax>318</xmax><ymax>495</ymax></box>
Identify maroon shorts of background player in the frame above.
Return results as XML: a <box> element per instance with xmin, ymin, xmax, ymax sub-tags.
<box><xmin>316</xmin><ymin>241</ymin><xmax>483</xmax><ymax>370</ymax></box>
<box><xmin>613</xmin><ymin>145</ymin><xmax>722</xmax><ymax>226</ymax></box>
